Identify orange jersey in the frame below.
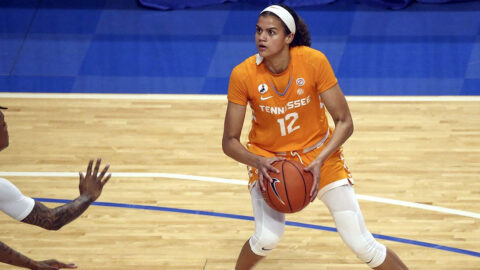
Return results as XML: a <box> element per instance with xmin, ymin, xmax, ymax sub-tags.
<box><xmin>228</xmin><ymin>46</ymin><xmax>338</xmax><ymax>153</ymax></box>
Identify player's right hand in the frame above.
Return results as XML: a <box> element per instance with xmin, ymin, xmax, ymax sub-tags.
<box><xmin>256</xmin><ymin>156</ymin><xmax>285</xmax><ymax>192</ymax></box>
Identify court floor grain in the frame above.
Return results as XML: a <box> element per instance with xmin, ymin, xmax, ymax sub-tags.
<box><xmin>0</xmin><ymin>93</ymin><xmax>478</xmax><ymax>269</ymax></box>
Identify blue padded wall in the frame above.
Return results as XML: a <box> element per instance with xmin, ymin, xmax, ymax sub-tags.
<box><xmin>0</xmin><ymin>0</ymin><xmax>479</xmax><ymax>95</ymax></box>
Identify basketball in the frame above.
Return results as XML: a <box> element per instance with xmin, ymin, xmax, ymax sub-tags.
<box><xmin>262</xmin><ymin>160</ymin><xmax>314</xmax><ymax>213</ymax></box>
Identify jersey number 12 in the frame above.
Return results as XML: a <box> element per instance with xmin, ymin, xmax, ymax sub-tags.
<box><xmin>277</xmin><ymin>112</ymin><xmax>300</xmax><ymax>136</ymax></box>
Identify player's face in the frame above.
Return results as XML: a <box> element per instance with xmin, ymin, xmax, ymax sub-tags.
<box><xmin>0</xmin><ymin>110</ymin><xmax>9</xmax><ymax>151</ymax></box>
<box><xmin>255</xmin><ymin>15</ymin><xmax>292</xmax><ymax>59</ymax></box>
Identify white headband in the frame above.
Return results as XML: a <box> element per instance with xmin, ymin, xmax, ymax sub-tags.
<box><xmin>260</xmin><ymin>5</ymin><xmax>296</xmax><ymax>34</ymax></box>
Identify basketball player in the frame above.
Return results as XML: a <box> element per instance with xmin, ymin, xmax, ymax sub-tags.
<box><xmin>222</xmin><ymin>5</ymin><xmax>408</xmax><ymax>270</ymax></box>
<box><xmin>0</xmin><ymin>106</ymin><xmax>111</xmax><ymax>269</ymax></box>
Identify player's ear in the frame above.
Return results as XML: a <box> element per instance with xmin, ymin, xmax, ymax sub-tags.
<box><xmin>285</xmin><ymin>33</ymin><xmax>294</xmax><ymax>44</ymax></box>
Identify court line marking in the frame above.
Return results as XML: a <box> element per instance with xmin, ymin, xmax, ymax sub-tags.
<box><xmin>34</xmin><ymin>197</ymin><xmax>480</xmax><ymax>258</ymax></box>
<box><xmin>1</xmin><ymin>92</ymin><xmax>480</xmax><ymax>101</ymax></box>
<box><xmin>1</xmin><ymin>171</ymin><xmax>479</xmax><ymax>219</ymax></box>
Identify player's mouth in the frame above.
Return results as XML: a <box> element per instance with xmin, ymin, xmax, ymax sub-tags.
<box><xmin>258</xmin><ymin>44</ymin><xmax>267</xmax><ymax>51</ymax></box>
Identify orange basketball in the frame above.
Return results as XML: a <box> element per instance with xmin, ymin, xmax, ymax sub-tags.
<box><xmin>262</xmin><ymin>160</ymin><xmax>314</xmax><ymax>213</ymax></box>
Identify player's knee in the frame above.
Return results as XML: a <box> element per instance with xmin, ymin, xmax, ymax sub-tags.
<box><xmin>249</xmin><ymin>229</ymin><xmax>283</xmax><ymax>256</ymax></box>
<box><xmin>351</xmin><ymin>237</ymin><xmax>386</xmax><ymax>268</ymax></box>
<box><xmin>333</xmin><ymin>210</ymin><xmax>387</xmax><ymax>268</ymax></box>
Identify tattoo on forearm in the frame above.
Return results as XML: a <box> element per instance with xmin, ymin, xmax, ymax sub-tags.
<box><xmin>21</xmin><ymin>196</ymin><xmax>92</xmax><ymax>230</ymax></box>
<box><xmin>0</xmin><ymin>241</ymin><xmax>35</xmax><ymax>268</ymax></box>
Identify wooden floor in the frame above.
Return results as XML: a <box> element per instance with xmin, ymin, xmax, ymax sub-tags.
<box><xmin>0</xmin><ymin>95</ymin><xmax>479</xmax><ymax>270</ymax></box>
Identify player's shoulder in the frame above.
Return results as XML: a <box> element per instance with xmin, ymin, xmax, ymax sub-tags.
<box><xmin>291</xmin><ymin>46</ymin><xmax>327</xmax><ymax>61</ymax></box>
<box><xmin>232</xmin><ymin>54</ymin><xmax>258</xmax><ymax>75</ymax></box>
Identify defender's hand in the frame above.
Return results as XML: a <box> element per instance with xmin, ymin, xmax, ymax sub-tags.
<box><xmin>79</xmin><ymin>158</ymin><xmax>111</xmax><ymax>202</ymax></box>
<box><xmin>33</xmin><ymin>259</ymin><xmax>77</xmax><ymax>270</ymax></box>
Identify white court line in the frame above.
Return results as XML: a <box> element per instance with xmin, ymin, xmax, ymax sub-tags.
<box><xmin>0</xmin><ymin>92</ymin><xmax>479</xmax><ymax>101</ymax></box>
<box><xmin>0</xmin><ymin>172</ymin><xmax>247</xmax><ymax>186</ymax></box>
<box><xmin>0</xmin><ymin>93</ymin><xmax>227</xmax><ymax>100</ymax></box>
<box><xmin>1</xmin><ymin>171</ymin><xmax>479</xmax><ymax>219</ymax></box>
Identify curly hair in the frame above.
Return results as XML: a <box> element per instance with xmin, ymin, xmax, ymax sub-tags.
<box><xmin>260</xmin><ymin>4</ymin><xmax>311</xmax><ymax>47</ymax></box>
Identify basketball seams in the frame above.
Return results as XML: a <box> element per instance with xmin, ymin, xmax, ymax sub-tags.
<box><xmin>282</xmin><ymin>161</ymin><xmax>294</xmax><ymax>213</ymax></box>
<box><xmin>288</xmin><ymin>160</ymin><xmax>309</xmax><ymax>209</ymax></box>
<box><xmin>263</xmin><ymin>160</ymin><xmax>312</xmax><ymax>213</ymax></box>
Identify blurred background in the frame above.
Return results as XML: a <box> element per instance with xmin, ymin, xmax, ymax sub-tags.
<box><xmin>1</xmin><ymin>0</ymin><xmax>479</xmax><ymax>96</ymax></box>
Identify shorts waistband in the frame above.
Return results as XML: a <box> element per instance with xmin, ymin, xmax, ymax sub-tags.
<box><xmin>276</xmin><ymin>129</ymin><xmax>330</xmax><ymax>156</ymax></box>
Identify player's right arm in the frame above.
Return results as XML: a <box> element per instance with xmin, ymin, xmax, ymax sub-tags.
<box><xmin>222</xmin><ymin>101</ymin><xmax>282</xmax><ymax>191</ymax></box>
<box><xmin>0</xmin><ymin>241</ymin><xmax>76</xmax><ymax>270</ymax></box>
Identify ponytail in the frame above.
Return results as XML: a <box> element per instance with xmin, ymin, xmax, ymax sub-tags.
<box><xmin>290</xmin><ymin>16</ymin><xmax>311</xmax><ymax>47</ymax></box>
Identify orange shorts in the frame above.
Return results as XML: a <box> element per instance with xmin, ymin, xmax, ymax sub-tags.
<box><xmin>246</xmin><ymin>131</ymin><xmax>354</xmax><ymax>199</ymax></box>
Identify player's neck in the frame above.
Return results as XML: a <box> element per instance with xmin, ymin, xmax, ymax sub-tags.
<box><xmin>264</xmin><ymin>47</ymin><xmax>290</xmax><ymax>74</ymax></box>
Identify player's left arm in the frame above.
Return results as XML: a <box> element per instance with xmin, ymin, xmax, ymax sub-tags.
<box><xmin>21</xmin><ymin>198</ymin><xmax>93</xmax><ymax>231</ymax></box>
<box><xmin>305</xmin><ymin>84</ymin><xmax>353</xmax><ymax>200</ymax></box>
<box><xmin>21</xmin><ymin>159</ymin><xmax>111</xmax><ymax>231</ymax></box>
<box><xmin>317</xmin><ymin>83</ymin><xmax>353</xmax><ymax>161</ymax></box>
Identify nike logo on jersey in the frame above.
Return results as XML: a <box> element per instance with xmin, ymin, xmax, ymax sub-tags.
<box><xmin>262</xmin><ymin>247</ymin><xmax>273</xmax><ymax>251</ymax></box>
<box><xmin>260</xmin><ymin>96</ymin><xmax>273</xmax><ymax>101</ymax></box>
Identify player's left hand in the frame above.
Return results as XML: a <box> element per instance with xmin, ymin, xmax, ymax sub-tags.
<box><xmin>79</xmin><ymin>158</ymin><xmax>111</xmax><ymax>202</ymax></box>
<box><xmin>304</xmin><ymin>159</ymin><xmax>323</xmax><ymax>202</ymax></box>
<box><xmin>34</xmin><ymin>259</ymin><xmax>77</xmax><ymax>270</ymax></box>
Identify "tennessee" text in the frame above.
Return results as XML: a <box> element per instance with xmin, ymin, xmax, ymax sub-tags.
<box><xmin>259</xmin><ymin>95</ymin><xmax>311</xmax><ymax>115</ymax></box>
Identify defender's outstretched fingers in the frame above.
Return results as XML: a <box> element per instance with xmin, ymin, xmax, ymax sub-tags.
<box><xmin>101</xmin><ymin>173</ymin><xmax>112</xmax><ymax>187</ymax></box>
<box><xmin>98</xmin><ymin>164</ymin><xmax>110</xmax><ymax>181</ymax></box>
<box><xmin>78</xmin><ymin>172</ymin><xmax>84</xmax><ymax>185</ymax></box>
<box><xmin>93</xmin><ymin>158</ymin><xmax>101</xmax><ymax>177</ymax></box>
<box><xmin>86</xmin><ymin>159</ymin><xmax>93</xmax><ymax>177</ymax></box>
